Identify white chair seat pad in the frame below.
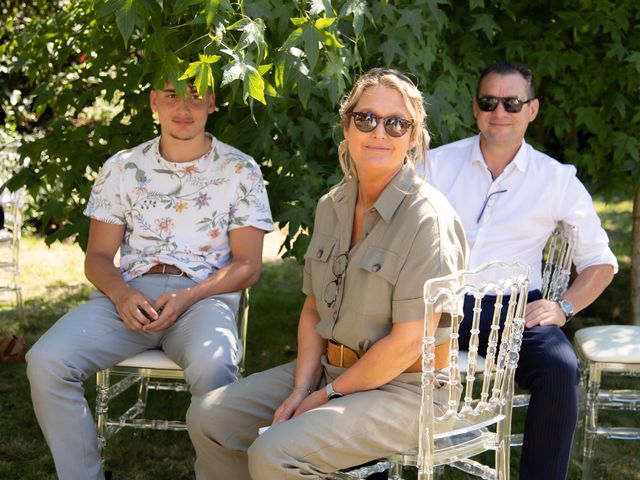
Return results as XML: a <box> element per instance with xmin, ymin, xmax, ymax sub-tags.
<box><xmin>115</xmin><ymin>349</ymin><xmax>181</xmax><ymax>370</ymax></box>
<box><xmin>457</xmin><ymin>350</ymin><xmax>486</xmax><ymax>373</ymax></box>
<box><xmin>575</xmin><ymin>325</ymin><xmax>640</xmax><ymax>363</ymax></box>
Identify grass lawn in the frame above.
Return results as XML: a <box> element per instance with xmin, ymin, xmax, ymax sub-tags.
<box><xmin>1</xmin><ymin>197</ymin><xmax>639</xmax><ymax>479</ymax></box>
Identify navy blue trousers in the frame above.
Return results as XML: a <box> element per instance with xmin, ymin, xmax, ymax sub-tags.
<box><xmin>460</xmin><ymin>291</ymin><xmax>579</xmax><ymax>480</ymax></box>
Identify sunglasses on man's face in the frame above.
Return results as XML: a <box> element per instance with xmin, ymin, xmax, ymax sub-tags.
<box><xmin>351</xmin><ymin>111</ymin><xmax>415</xmax><ymax>138</ymax></box>
<box><xmin>476</xmin><ymin>96</ymin><xmax>534</xmax><ymax>113</ymax></box>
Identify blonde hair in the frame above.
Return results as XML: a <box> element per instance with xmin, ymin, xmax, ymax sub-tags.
<box><xmin>337</xmin><ymin>68</ymin><xmax>430</xmax><ymax>180</ymax></box>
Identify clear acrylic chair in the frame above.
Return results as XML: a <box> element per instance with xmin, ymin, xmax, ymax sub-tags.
<box><xmin>0</xmin><ymin>188</ymin><xmax>26</xmax><ymax>322</ymax></box>
<box><xmin>573</xmin><ymin>325</ymin><xmax>640</xmax><ymax>479</ymax></box>
<box><xmin>329</xmin><ymin>261</ymin><xmax>530</xmax><ymax>480</ymax></box>
<box><xmin>95</xmin><ymin>288</ymin><xmax>250</xmax><ymax>465</ymax></box>
<box><xmin>457</xmin><ymin>221</ymin><xmax>577</xmax><ymax>447</ymax></box>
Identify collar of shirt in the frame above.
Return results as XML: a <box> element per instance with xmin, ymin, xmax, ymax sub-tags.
<box><xmin>328</xmin><ymin>163</ymin><xmax>419</xmax><ymax>253</ymax></box>
<box><xmin>329</xmin><ymin>162</ymin><xmax>418</xmax><ymax>223</ymax></box>
<box><xmin>470</xmin><ymin>136</ymin><xmax>529</xmax><ymax>179</ymax></box>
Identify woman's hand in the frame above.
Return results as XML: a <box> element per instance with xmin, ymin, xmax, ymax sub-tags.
<box><xmin>272</xmin><ymin>388</ymin><xmax>311</xmax><ymax>424</ymax></box>
<box><xmin>292</xmin><ymin>389</ymin><xmax>328</xmax><ymax>418</ymax></box>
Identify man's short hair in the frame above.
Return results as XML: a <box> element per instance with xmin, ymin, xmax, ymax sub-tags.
<box><xmin>477</xmin><ymin>61</ymin><xmax>535</xmax><ymax>99</ymax></box>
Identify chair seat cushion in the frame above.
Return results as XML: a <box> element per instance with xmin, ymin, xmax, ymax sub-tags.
<box><xmin>457</xmin><ymin>350</ymin><xmax>486</xmax><ymax>373</ymax></box>
<box><xmin>574</xmin><ymin>325</ymin><xmax>640</xmax><ymax>363</ymax></box>
<box><xmin>115</xmin><ymin>349</ymin><xmax>182</xmax><ymax>370</ymax></box>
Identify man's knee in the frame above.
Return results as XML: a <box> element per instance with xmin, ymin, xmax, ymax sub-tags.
<box><xmin>185</xmin><ymin>354</ymin><xmax>238</xmax><ymax>396</ymax></box>
<box><xmin>26</xmin><ymin>340</ymin><xmax>67</xmax><ymax>388</ymax></box>
<box><xmin>521</xmin><ymin>337</ymin><xmax>579</xmax><ymax>387</ymax></box>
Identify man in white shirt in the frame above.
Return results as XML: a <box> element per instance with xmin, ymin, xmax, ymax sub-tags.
<box><xmin>422</xmin><ymin>61</ymin><xmax>617</xmax><ymax>479</ymax></box>
<box><xmin>26</xmin><ymin>82</ymin><xmax>273</xmax><ymax>480</ymax></box>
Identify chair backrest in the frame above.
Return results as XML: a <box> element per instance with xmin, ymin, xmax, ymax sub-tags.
<box><xmin>418</xmin><ymin>261</ymin><xmax>530</xmax><ymax>474</ymax></box>
<box><xmin>0</xmin><ymin>188</ymin><xmax>26</xmax><ymax>273</ymax></box>
<box><xmin>237</xmin><ymin>288</ymin><xmax>250</xmax><ymax>374</ymax></box>
<box><xmin>541</xmin><ymin>221</ymin><xmax>577</xmax><ymax>301</ymax></box>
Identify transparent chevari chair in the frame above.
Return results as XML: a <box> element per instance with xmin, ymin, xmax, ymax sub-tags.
<box><xmin>329</xmin><ymin>261</ymin><xmax>530</xmax><ymax>480</ymax></box>
<box><xmin>573</xmin><ymin>325</ymin><xmax>640</xmax><ymax>479</ymax></box>
<box><xmin>0</xmin><ymin>188</ymin><xmax>26</xmax><ymax>322</ymax></box>
<box><xmin>95</xmin><ymin>288</ymin><xmax>250</xmax><ymax>465</ymax></box>
<box><xmin>457</xmin><ymin>221</ymin><xmax>578</xmax><ymax>448</ymax></box>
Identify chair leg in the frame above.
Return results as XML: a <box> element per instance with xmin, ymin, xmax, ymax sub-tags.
<box><xmin>387</xmin><ymin>463</ymin><xmax>404</xmax><ymax>480</ymax></box>
<box><xmin>95</xmin><ymin>368</ymin><xmax>110</xmax><ymax>467</ymax></box>
<box><xmin>15</xmin><ymin>286</ymin><xmax>24</xmax><ymax>322</ymax></box>
<box><xmin>581</xmin><ymin>362</ymin><xmax>600</xmax><ymax>480</ymax></box>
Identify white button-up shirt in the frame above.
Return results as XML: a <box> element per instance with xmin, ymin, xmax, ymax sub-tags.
<box><xmin>419</xmin><ymin>135</ymin><xmax>618</xmax><ymax>290</ymax></box>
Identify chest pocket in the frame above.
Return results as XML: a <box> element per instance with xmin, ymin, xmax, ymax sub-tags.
<box><xmin>304</xmin><ymin>233</ymin><xmax>338</xmax><ymax>299</ymax></box>
<box><xmin>304</xmin><ymin>233</ymin><xmax>337</xmax><ymax>264</ymax></box>
<box><xmin>358</xmin><ymin>246</ymin><xmax>402</xmax><ymax>284</ymax></box>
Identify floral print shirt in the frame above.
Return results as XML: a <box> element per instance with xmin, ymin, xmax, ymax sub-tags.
<box><xmin>84</xmin><ymin>135</ymin><xmax>273</xmax><ymax>282</ymax></box>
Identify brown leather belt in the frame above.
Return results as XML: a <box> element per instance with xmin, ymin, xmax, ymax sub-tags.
<box><xmin>327</xmin><ymin>339</ymin><xmax>450</xmax><ymax>372</ymax></box>
<box><xmin>143</xmin><ymin>263</ymin><xmax>187</xmax><ymax>277</ymax></box>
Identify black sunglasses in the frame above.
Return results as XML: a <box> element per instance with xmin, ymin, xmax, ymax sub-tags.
<box><xmin>476</xmin><ymin>96</ymin><xmax>534</xmax><ymax>113</ymax></box>
<box><xmin>351</xmin><ymin>111</ymin><xmax>415</xmax><ymax>138</ymax></box>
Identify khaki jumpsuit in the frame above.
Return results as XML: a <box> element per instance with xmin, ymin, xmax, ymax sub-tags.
<box><xmin>187</xmin><ymin>165</ymin><xmax>467</xmax><ymax>480</ymax></box>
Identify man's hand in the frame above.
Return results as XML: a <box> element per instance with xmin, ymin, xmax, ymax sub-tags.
<box><xmin>142</xmin><ymin>288</ymin><xmax>195</xmax><ymax>332</ymax></box>
<box><xmin>110</xmin><ymin>284</ymin><xmax>158</xmax><ymax>331</ymax></box>
<box><xmin>525</xmin><ymin>299</ymin><xmax>566</xmax><ymax>328</ymax></box>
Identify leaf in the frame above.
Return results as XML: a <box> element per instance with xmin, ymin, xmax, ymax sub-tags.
<box><xmin>302</xmin><ymin>25</ymin><xmax>323</xmax><ymax>69</ymax></box>
<box><xmin>290</xmin><ymin>17</ymin><xmax>309</xmax><ymax>27</ymax></box>
<box><xmin>173</xmin><ymin>0</ymin><xmax>202</xmax><ymax>15</ymax></box>
<box><xmin>281</xmin><ymin>27</ymin><xmax>304</xmax><ymax>49</ymax></box>
<box><xmin>221</xmin><ymin>61</ymin><xmax>246</xmax><ymax>86</ymax></box>
<box><xmin>205</xmin><ymin>0</ymin><xmax>220</xmax><ymax>27</ymax></box>
<box><xmin>314</xmin><ymin>17</ymin><xmax>336</xmax><ymax>30</ymax></box>
<box><xmin>309</xmin><ymin>0</ymin><xmax>334</xmax><ymax>15</ymax></box>
<box><xmin>470</xmin><ymin>14</ymin><xmax>500</xmax><ymax>41</ymax></box>
<box><xmin>245</xmin><ymin>65</ymin><xmax>266</xmax><ymax>104</ymax></box>
<box><xmin>575</xmin><ymin>107</ymin><xmax>606</xmax><ymax>134</ymax></box>
<box><xmin>626</xmin><ymin>51</ymin><xmax>640</xmax><ymax>74</ymax></box>
<box><xmin>380</xmin><ymin>38</ymin><xmax>403</xmax><ymax>66</ymax></box>
<box><xmin>469</xmin><ymin>0</ymin><xmax>484</xmax><ymax>9</ymax></box>
<box><xmin>96</xmin><ymin>0</ymin><xmax>125</xmax><ymax>19</ymax></box>
<box><xmin>340</xmin><ymin>0</ymin><xmax>372</xmax><ymax>37</ymax></box>
<box><xmin>115</xmin><ymin>0</ymin><xmax>141</xmax><ymax>47</ymax></box>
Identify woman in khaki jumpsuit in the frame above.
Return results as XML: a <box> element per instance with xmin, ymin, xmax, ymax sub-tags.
<box><xmin>186</xmin><ymin>68</ymin><xmax>467</xmax><ymax>480</ymax></box>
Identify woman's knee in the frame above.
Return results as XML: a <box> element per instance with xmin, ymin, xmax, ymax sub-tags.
<box><xmin>247</xmin><ymin>434</ymin><xmax>284</xmax><ymax>479</ymax></box>
<box><xmin>186</xmin><ymin>388</ymin><xmax>242</xmax><ymax>447</ymax></box>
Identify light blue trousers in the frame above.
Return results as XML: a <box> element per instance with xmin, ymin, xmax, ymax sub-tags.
<box><xmin>26</xmin><ymin>274</ymin><xmax>240</xmax><ymax>480</ymax></box>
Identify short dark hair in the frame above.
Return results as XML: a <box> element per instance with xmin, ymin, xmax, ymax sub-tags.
<box><xmin>477</xmin><ymin>61</ymin><xmax>535</xmax><ymax>99</ymax></box>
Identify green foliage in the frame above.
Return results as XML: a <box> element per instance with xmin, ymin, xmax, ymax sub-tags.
<box><xmin>1</xmin><ymin>0</ymin><xmax>639</xmax><ymax>258</ymax></box>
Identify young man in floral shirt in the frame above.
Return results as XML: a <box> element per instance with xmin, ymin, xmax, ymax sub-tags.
<box><xmin>26</xmin><ymin>82</ymin><xmax>273</xmax><ymax>480</ymax></box>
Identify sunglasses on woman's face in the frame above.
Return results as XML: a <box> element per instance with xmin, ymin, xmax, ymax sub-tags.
<box><xmin>351</xmin><ymin>111</ymin><xmax>415</xmax><ymax>138</ymax></box>
<box><xmin>476</xmin><ymin>95</ymin><xmax>534</xmax><ymax>113</ymax></box>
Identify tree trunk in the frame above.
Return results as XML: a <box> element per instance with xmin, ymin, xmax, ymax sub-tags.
<box><xmin>632</xmin><ymin>188</ymin><xmax>640</xmax><ymax>325</ymax></box>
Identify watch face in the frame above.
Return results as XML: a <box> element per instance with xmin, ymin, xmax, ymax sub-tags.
<box><xmin>559</xmin><ymin>299</ymin><xmax>573</xmax><ymax>317</ymax></box>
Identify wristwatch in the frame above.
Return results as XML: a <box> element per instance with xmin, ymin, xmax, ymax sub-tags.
<box><xmin>325</xmin><ymin>382</ymin><xmax>344</xmax><ymax>400</ymax></box>
<box><xmin>557</xmin><ymin>298</ymin><xmax>574</xmax><ymax>322</ymax></box>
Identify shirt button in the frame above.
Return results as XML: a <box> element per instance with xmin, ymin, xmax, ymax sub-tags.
<box><xmin>317</xmin><ymin>249</ymin><xmax>323</xmax><ymax>258</ymax></box>
<box><xmin>372</xmin><ymin>264</ymin><xmax>381</xmax><ymax>272</ymax></box>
